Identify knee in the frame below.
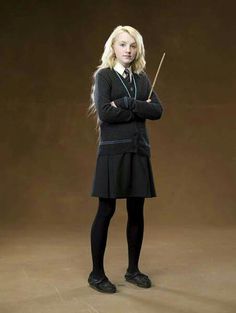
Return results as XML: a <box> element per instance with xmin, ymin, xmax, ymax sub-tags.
<box><xmin>98</xmin><ymin>198</ymin><xmax>116</xmax><ymax>220</ymax></box>
<box><xmin>127</xmin><ymin>210</ymin><xmax>144</xmax><ymax>226</ymax></box>
<box><xmin>126</xmin><ymin>198</ymin><xmax>144</xmax><ymax>219</ymax></box>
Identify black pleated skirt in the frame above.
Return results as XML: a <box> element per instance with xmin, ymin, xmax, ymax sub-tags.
<box><xmin>90</xmin><ymin>152</ymin><xmax>157</xmax><ymax>199</ymax></box>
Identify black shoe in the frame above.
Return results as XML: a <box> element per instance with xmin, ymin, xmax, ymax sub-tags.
<box><xmin>125</xmin><ymin>270</ymin><xmax>152</xmax><ymax>288</ymax></box>
<box><xmin>88</xmin><ymin>273</ymin><xmax>117</xmax><ymax>293</ymax></box>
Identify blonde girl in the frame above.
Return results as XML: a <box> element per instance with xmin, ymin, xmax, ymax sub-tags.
<box><xmin>88</xmin><ymin>25</ymin><xmax>163</xmax><ymax>293</ymax></box>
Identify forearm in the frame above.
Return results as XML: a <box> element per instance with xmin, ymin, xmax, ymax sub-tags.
<box><xmin>114</xmin><ymin>95</ymin><xmax>163</xmax><ymax>120</ymax></box>
<box><xmin>94</xmin><ymin>73</ymin><xmax>136</xmax><ymax>123</ymax></box>
<box><xmin>96</xmin><ymin>101</ymin><xmax>135</xmax><ymax>123</ymax></box>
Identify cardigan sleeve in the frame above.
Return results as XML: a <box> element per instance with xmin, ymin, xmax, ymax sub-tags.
<box><xmin>94</xmin><ymin>72</ymin><xmax>136</xmax><ymax>123</ymax></box>
<box><xmin>114</xmin><ymin>74</ymin><xmax>163</xmax><ymax>120</ymax></box>
<box><xmin>132</xmin><ymin>74</ymin><xmax>163</xmax><ymax>120</ymax></box>
<box><xmin>131</xmin><ymin>96</ymin><xmax>163</xmax><ymax>120</ymax></box>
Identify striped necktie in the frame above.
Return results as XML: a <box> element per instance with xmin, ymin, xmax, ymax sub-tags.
<box><xmin>124</xmin><ymin>69</ymin><xmax>130</xmax><ymax>82</ymax></box>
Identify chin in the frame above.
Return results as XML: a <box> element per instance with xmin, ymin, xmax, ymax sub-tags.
<box><xmin>123</xmin><ymin>60</ymin><xmax>132</xmax><ymax>66</ymax></box>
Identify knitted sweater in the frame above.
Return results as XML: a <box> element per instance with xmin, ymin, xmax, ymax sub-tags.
<box><xmin>94</xmin><ymin>67</ymin><xmax>163</xmax><ymax>157</ymax></box>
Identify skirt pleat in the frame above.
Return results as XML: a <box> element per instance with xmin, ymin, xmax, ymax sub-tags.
<box><xmin>91</xmin><ymin>152</ymin><xmax>157</xmax><ymax>199</ymax></box>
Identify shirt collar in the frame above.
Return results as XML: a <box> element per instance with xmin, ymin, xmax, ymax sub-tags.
<box><xmin>114</xmin><ymin>61</ymin><xmax>132</xmax><ymax>77</ymax></box>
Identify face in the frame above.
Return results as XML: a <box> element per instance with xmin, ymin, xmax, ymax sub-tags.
<box><xmin>113</xmin><ymin>31</ymin><xmax>137</xmax><ymax>68</ymax></box>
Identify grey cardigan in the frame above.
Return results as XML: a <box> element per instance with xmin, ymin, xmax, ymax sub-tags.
<box><xmin>94</xmin><ymin>67</ymin><xmax>163</xmax><ymax>157</ymax></box>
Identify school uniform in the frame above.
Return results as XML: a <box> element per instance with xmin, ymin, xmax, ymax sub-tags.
<box><xmin>90</xmin><ymin>62</ymin><xmax>163</xmax><ymax>199</ymax></box>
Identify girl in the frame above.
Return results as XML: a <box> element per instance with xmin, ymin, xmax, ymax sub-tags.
<box><xmin>87</xmin><ymin>25</ymin><xmax>163</xmax><ymax>293</ymax></box>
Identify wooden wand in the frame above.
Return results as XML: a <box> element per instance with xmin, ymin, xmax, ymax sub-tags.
<box><xmin>148</xmin><ymin>52</ymin><xmax>166</xmax><ymax>100</ymax></box>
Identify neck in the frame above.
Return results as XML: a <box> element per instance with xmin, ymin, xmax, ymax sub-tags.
<box><xmin>116</xmin><ymin>60</ymin><xmax>130</xmax><ymax>69</ymax></box>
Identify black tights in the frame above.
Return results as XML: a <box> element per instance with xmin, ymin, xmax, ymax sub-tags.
<box><xmin>89</xmin><ymin>197</ymin><xmax>145</xmax><ymax>278</ymax></box>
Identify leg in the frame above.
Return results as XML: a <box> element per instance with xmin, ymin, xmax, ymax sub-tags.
<box><xmin>126</xmin><ymin>197</ymin><xmax>145</xmax><ymax>273</ymax></box>
<box><xmin>89</xmin><ymin>197</ymin><xmax>116</xmax><ymax>279</ymax></box>
<box><xmin>125</xmin><ymin>197</ymin><xmax>151</xmax><ymax>288</ymax></box>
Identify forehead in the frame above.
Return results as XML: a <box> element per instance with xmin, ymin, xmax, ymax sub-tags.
<box><xmin>115</xmin><ymin>31</ymin><xmax>136</xmax><ymax>44</ymax></box>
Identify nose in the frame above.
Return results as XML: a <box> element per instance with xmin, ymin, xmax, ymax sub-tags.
<box><xmin>126</xmin><ymin>46</ymin><xmax>131</xmax><ymax>53</ymax></box>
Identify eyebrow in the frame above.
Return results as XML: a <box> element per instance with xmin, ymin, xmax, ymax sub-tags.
<box><xmin>119</xmin><ymin>41</ymin><xmax>137</xmax><ymax>45</ymax></box>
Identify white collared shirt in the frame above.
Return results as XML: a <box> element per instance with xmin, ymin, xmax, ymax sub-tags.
<box><xmin>114</xmin><ymin>61</ymin><xmax>132</xmax><ymax>81</ymax></box>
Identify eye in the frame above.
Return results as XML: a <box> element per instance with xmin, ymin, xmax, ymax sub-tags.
<box><xmin>120</xmin><ymin>43</ymin><xmax>125</xmax><ymax>47</ymax></box>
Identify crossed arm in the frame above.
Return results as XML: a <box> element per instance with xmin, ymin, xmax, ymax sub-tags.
<box><xmin>94</xmin><ymin>72</ymin><xmax>163</xmax><ymax>123</ymax></box>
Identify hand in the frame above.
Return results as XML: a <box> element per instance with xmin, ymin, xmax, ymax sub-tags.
<box><xmin>111</xmin><ymin>101</ymin><xmax>117</xmax><ymax>108</ymax></box>
<box><xmin>146</xmin><ymin>99</ymin><xmax>151</xmax><ymax>103</ymax></box>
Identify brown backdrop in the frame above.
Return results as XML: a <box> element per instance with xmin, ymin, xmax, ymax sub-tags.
<box><xmin>0</xmin><ymin>0</ymin><xmax>235</xmax><ymax>227</ymax></box>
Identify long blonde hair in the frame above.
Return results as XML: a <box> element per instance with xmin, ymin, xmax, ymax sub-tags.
<box><xmin>87</xmin><ymin>25</ymin><xmax>146</xmax><ymax>141</ymax></box>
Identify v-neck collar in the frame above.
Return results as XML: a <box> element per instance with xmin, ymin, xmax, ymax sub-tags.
<box><xmin>112</xmin><ymin>69</ymin><xmax>138</xmax><ymax>99</ymax></box>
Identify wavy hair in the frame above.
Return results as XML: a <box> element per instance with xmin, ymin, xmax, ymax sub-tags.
<box><xmin>87</xmin><ymin>25</ymin><xmax>146</xmax><ymax>141</ymax></box>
